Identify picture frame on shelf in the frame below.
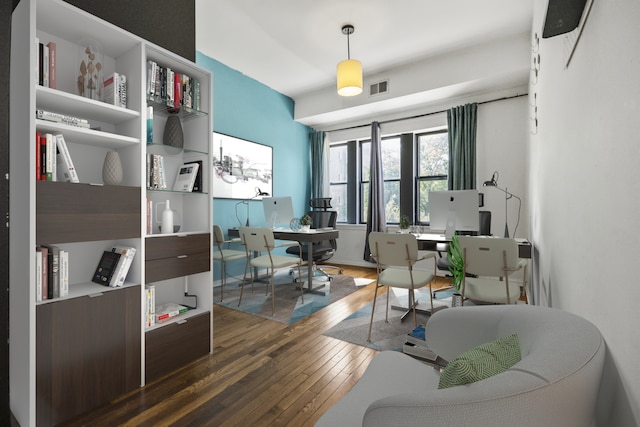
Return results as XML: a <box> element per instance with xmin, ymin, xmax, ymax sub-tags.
<box><xmin>212</xmin><ymin>132</ymin><xmax>272</xmax><ymax>200</ymax></box>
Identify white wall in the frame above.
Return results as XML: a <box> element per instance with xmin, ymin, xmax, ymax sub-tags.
<box><xmin>530</xmin><ymin>0</ymin><xmax>640</xmax><ymax>424</ymax></box>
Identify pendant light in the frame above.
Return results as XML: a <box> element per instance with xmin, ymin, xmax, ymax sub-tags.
<box><xmin>337</xmin><ymin>25</ymin><xmax>363</xmax><ymax>96</ymax></box>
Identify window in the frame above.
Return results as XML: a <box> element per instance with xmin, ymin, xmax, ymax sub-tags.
<box><xmin>360</xmin><ymin>136</ymin><xmax>401</xmax><ymax>223</ymax></box>
<box><xmin>329</xmin><ymin>143</ymin><xmax>348</xmax><ymax>223</ymax></box>
<box><xmin>329</xmin><ymin>129</ymin><xmax>448</xmax><ymax>225</ymax></box>
<box><xmin>416</xmin><ymin>131</ymin><xmax>449</xmax><ymax>223</ymax></box>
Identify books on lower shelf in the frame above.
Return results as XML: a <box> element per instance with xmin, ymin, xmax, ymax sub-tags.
<box><xmin>35</xmin><ymin>245</ymin><xmax>69</xmax><ymax>302</ymax></box>
<box><xmin>35</xmin><ymin>132</ymin><xmax>80</xmax><ymax>182</ymax></box>
<box><xmin>145</xmin><ymin>285</ymin><xmax>156</xmax><ymax>328</ymax></box>
<box><xmin>155</xmin><ymin>302</ymin><xmax>189</xmax><ymax>322</ymax></box>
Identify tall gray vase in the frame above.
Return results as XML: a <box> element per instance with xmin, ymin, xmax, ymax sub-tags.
<box><xmin>102</xmin><ymin>150</ymin><xmax>123</xmax><ymax>185</ymax></box>
<box><xmin>163</xmin><ymin>114</ymin><xmax>183</xmax><ymax>149</ymax></box>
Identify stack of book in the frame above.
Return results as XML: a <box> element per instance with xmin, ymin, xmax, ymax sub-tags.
<box><xmin>402</xmin><ymin>324</ymin><xmax>438</xmax><ymax>362</ymax></box>
<box><xmin>103</xmin><ymin>72</ymin><xmax>127</xmax><ymax>108</ymax></box>
<box><xmin>108</xmin><ymin>245</ymin><xmax>136</xmax><ymax>287</ymax></box>
<box><xmin>36</xmin><ymin>109</ymin><xmax>90</xmax><ymax>129</ymax></box>
<box><xmin>36</xmin><ymin>38</ymin><xmax>56</xmax><ymax>89</ymax></box>
<box><xmin>146</xmin><ymin>153</ymin><xmax>167</xmax><ymax>189</ymax></box>
<box><xmin>155</xmin><ymin>302</ymin><xmax>189</xmax><ymax>322</ymax></box>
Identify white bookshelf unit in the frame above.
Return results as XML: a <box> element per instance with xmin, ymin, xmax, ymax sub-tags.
<box><xmin>9</xmin><ymin>0</ymin><xmax>213</xmax><ymax>425</ymax></box>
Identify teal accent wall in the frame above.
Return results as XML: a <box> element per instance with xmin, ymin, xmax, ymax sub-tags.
<box><xmin>196</xmin><ymin>52</ymin><xmax>313</xmax><ymax>281</ymax></box>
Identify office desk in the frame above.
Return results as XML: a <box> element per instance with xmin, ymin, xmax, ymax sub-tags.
<box><xmin>416</xmin><ymin>233</ymin><xmax>532</xmax><ymax>259</ymax></box>
<box><xmin>229</xmin><ymin>228</ymin><xmax>339</xmax><ymax>295</ymax></box>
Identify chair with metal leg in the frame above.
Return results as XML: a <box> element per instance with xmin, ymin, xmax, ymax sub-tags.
<box><xmin>367</xmin><ymin>232</ymin><xmax>437</xmax><ymax>342</ymax></box>
<box><xmin>212</xmin><ymin>225</ymin><xmax>249</xmax><ymax>301</ymax></box>
<box><xmin>239</xmin><ymin>226</ymin><xmax>304</xmax><ymax>315</ymax></box>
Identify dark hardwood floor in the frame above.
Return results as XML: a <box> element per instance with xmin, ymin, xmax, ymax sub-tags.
<box><xmin>56</xmin><ymin>266</ymin><xmax>451</xmax><ymax>427</ymax></box>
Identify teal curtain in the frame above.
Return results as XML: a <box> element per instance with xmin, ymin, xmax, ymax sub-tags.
<box><xmin>447</xmin><ymin>103</ymin><xmax>477</xmax><ymax>190</ymax></box>
<box><xmin>310</xmin><ymin>130</ymin><xmax>326</xmax><ymax>200</ymax></box>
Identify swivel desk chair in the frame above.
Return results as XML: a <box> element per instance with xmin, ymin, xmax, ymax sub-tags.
<box><xmin>287</xmin><ymin>198</ymin><xmax>343</xmax><ymax>281</ymax></box>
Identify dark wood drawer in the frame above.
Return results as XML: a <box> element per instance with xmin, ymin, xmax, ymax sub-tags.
<box><xmin>36</xmin><ymin>181</ymin><xmax>140</xmax><ymax>244</ymax></box>
<box><xmin>145</xmin><ymin>251</ymin><xmax>210</xmax><ymax>283</ymax></box>
<box><xmin>145</xmin><ymin>233</ymin><xmax>210</xmax><ymax>260</ymax></box>
<box><xmin>145</xmin><ymin>311</ymin><xmax>211</xmax><ymax>383</ymax></box>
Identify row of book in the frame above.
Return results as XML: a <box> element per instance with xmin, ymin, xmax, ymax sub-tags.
<box><xmin>36</xmin><ymin>38</ymin><xmax>56</xmax><ymax>89</ymax></box>
<box><xmin>147</xmin><ymin>60</ymin><xmax>201</xmax><ymax>111</ymax></box>
<box><xmin>35</xmin><ymin>245</ymin><xmax>68</xmax><ymax>301</ymax></box>
<box><xmin>35</xmin><ymin>131</ymin><xmax>79</xmax><ymax>183</ymax></box>
<box><xmin>146</xmin><ymin>155</ymin><xmax>202</xmax><ymax>192</ymax></box>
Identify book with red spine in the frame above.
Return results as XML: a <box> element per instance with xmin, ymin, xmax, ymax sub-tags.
<box><xmin>173</xmin><ymin>72</ymin><xmax>181</xmax><ymax>110</ymax></box>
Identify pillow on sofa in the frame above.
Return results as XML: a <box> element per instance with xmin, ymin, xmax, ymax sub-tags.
<box><xmin>438</xmin><ymin>333</ymin><xmax>521</xmax><ymax>389</ymax></box>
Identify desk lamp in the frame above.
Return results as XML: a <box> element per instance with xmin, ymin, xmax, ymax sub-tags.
<box><xmin>235</xmin><ymin>187</ymin><xmax>270</xmax><ymax>226</ymax></box>
<box><xmin>482</xmin><ymin>171</ymin><xmax>521</xmax><ymax>237</ymax></box>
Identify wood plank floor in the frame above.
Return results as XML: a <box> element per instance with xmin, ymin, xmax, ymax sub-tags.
<box><xmin>60</xmin><ymin>266</ymin><xmax>452</xmax><ymax>427</ymax></box>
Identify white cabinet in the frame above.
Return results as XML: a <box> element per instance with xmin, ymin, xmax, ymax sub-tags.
<box><xmin>9</xmin><ymin>0</ymin><xmax>212</xmax><ymax>425</ymax></box>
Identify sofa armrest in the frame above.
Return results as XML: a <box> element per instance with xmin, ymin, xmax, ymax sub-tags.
<box><xmin>425</xmin><ymin>305</ymin><xmax>519</xmax><ymax>361</ymax></box>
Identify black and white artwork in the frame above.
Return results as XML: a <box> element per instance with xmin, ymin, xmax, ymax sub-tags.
<box><xmin>212</xmin><ymin>132</ymin><xmax>273</xmax><ymax>199</ymax></box>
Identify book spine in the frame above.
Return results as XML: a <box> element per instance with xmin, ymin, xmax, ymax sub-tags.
<box><xmin>35</xmin><ymin>37</ymin><xmax>40</xmax><ymax>86</ymax></box>
<box><xmin>47</xmin><ymin>41</ymin><xmax>56</xmax><ymax>89</ymax></box>
<box><xmin>42</xmin><ymin>44</ymin><xmax>49</xmax><ymax>87</ymax></box>
<box><xmin>118</xmin><ymin>74</ymin><xmax>127</xmax><ymax>108</ymax></box>
<box><xmin>39</xmin><ymin>134</ymin><xmax>47</xmax><ymax>181</ymax></box>
<box><xmin>39</xmin><ymin>246</ymin><xmax>48</xmax><ymax>300</ymax></box>
<box><xmin>45</xmin><ymin>133</ymin><xmax>54</xmax><ymax>181</ymax></box>
<box><xmin>35</xmin><ymin>248</ymin><xmax>43</xmax><ymax>302</ymax></box>
<box><xmin>46</xmin><ymin>250</ymin><xmax>53</xmax><ymax>299</ymax></box>
<box><xmin>35</xmin><ymin>132</ymin><xmax>41</xmax><ymax>181</ymax></box>
<box><xmin>103</xmin><ymin>72</ymin><xmax>118</xmax><ymax>106</ymax></box>
<box><xmin>55</xmin><ymin>134</ymin><xmax>79</xmax><ymax>183</ymax></box>
<box><xmin>38</xmin><ymin>42</ymin><xmax>43</xmax><ymax>86</ymax></box>
<box><xmin>173</xmin><ymin>72</ymin><xmax>181</xmax><ymax>109</ymax></box>
<box><xmin>59</xmin><ymin>250</ymin><xmax>69</xmax><ymax>297</ymax></box>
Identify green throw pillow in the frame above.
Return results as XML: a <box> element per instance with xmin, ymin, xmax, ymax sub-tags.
<box><xmin>438</xmin><ymin>333</ymin><xmax>521</xmax><ymax>389</ymax></box>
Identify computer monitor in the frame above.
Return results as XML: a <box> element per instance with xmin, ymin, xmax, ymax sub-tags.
<box><xmin>262</xmin><ymin>196</ymin><xmax>295</xmax><ymax>228</ymax></box>
<box><xmin>428</xmin><ymin>190</ymin><xmax>479</xmax><ymax>236</ymax></box>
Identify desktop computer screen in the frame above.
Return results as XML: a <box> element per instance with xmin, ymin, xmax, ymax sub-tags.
<box><xmin>262</xmin><ymin>196</ymin><xmax>295</xmax><ymax>228</ymax></box>
<box><xmin>428</xmin><ymin>189</ymin><xmax>479</xmax><ymax>236</ymax></box>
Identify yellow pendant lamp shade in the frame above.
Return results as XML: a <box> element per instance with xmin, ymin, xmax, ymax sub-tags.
<box><xmin>337</xmin><ymin>59</ymin><xmax>363</xmax><ymax>96</ymax></box>
<box><xmin>337</xmin><ymin>24</ymin><xmax>363</xmax><ymax>97</ymax></box>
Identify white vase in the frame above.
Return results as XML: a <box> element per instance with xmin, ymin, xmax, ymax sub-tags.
<box><xmin>301</xmin><ymin>225</ymin><xmax>311</xmax><ymax>232</ymax></box>
<box><xmin>102</xmin><ymin>150</ymin><xmax>123</xmax><ymax>185</ymax></box>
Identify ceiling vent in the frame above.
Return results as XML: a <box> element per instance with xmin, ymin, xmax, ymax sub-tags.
<box><xmin>369</xmin><ymin>80</ymin><xmax>389</xmax><ymax>96</ymax></box>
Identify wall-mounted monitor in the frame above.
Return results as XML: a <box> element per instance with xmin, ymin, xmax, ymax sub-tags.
<box><xmin>428</xmin><ymin>190</ymin><xmax>479</xmax><ymax>236</ymax></box>
<box><xmin>262</xmin><ymin>196</ymin><xmax>294</xmax><ymax>228</ymax></box>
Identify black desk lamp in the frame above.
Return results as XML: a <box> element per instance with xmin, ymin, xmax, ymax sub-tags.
<box><xmin>482</xmin><ymin>171</ymin><xmax>521</xmax><ymax>237</ymax></box>
<box><xmin>235</xmin><ymin>187</ymin><xmax>270</xmax><ymax>227</ymax></box>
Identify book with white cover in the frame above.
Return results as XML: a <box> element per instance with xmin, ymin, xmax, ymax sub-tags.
<box><xmin>55</xmin><ymin>134</ymin><xmax>79</xmax><ymax>183</ymax></box>
<box><xmin>35</xmin><ymin>248</ymin><xmax>43</xmax><ymax>302</ymax></box>
<box><xmin>173</xmin><ymin>162</ymin><xmax>199</xmax><ymax>192</ymax></box>
<box><xmin>109</xmin><ymin>245</ymin><xmax>136</xmax><ymax>287</ymax></box>
<box><xmin>59</xmin><ymin>250</ymin><xmax>69</xmax><ymax>297</ymax></box>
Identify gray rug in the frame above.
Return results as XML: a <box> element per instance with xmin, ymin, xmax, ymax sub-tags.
<box><xmin>214</xmin><ymin>271</ymin><xmax>360</xmax><ymax>325</ymax></box>
<box><xmin>324</xmin><ymin>288</ymin><xmax>466</xmax><ymax>351</ymax></box>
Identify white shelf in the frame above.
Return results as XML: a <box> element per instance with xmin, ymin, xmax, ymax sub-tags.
<box><xmin>37</xmin><ymin>86</ymin><xmax>140</xmax><ymax>124</ymax></box>
<box><xmin>36</xmin><ymin>119</ymin><xmax>139</xmax><ymax>148</ymax></box>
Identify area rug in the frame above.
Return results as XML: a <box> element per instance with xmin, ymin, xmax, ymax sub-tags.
<box><xmin>324</xmin><ymin>288</ymin><xmax>470</xmax><ymax>351</ymax></box>
<box><xmin>214</xmin><ymin>271</ymin><xmax>360</xmax><ymax>325</ymax></box>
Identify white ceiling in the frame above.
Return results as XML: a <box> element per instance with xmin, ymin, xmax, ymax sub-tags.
<box><xmin>195</xmin><ymin>0</ymin><xmax>535</xmax><ymax>126</ymax></box>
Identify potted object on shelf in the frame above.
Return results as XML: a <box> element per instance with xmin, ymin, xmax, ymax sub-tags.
<box><xmin>447</xmin><ymin>233</ymin><xmax>464</xmax><ymax>307</ymax></box>
<box><xmin>300</xmin><ymin>214</ymin><xmax>312</xmax><ymax>232</ymax></box>
<box><xmin>399</xmin><ymin>215</ymin><xmax>410</xmax><ymax>233</ymax></box>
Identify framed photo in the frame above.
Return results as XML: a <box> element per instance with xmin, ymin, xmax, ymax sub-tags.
<box><xmin>212</xmin><ymin>132</ymin><xmax>273</xmax><ymax>199</ymax></box>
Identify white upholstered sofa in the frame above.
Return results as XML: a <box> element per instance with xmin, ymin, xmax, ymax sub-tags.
<box><xmin>316</xmin><ymin>304</ymin><xmax>605</xmax><ymax>427</ymax></box>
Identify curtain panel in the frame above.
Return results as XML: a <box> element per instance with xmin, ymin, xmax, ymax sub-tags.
<box><xmin>363</xmin><ymin>121</ymin><xmax>387</xmax><ymax>262</ymax></box>
<box><xmin>310</xmin><ymin>130</ymin><xmax>327</xmax><ymax>200</ymax></box>
<box><xmin>447</xmin><ymin>103</ymin><xmax>477</xmax><ymax>190</ymax></box>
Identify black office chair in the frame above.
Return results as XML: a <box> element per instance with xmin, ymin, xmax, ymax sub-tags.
<box><xmin>436</xmin><ymin>210</ymin><xmax>492</xmax><ymax>273</ymax></box>
<box><xmin>287</xmin><ymin>198</ymin><xmax>343</xmax><ymax>281</ymax></box>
